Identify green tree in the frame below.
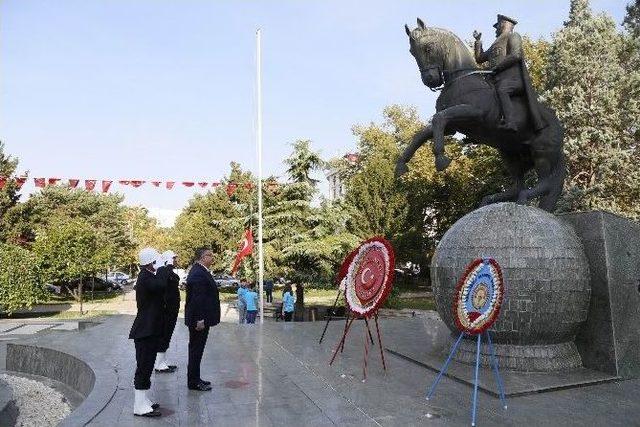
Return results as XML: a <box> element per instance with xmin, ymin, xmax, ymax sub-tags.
<box><xmin>4</xmin><ymin>186</ymin><xmax>133</xmax><ymax>267</ymax></box>
<box><xmin>32</xmin><ymin>216</ymin><xmax>99</xmax><ymax>300</ymax></box>
<box><xmin>284</xmin><ymin>139</ymin><xmax>325</xmax><ymax>184</ymax></box>
<box><xmin>0</xmin><ymin>142</ymin><xmax>23</xmax><ymax>242</ymax></box>
<box><xmin>624</xmin><ymin>0</ymin><xmax>640</xmax><ymax>39</ymax></box>
<box><xmin>0</xmin><ymin>243</ymin><xmax>44</xmax><ymax>314</ymax></box>
<box><xmin>543</xmin><ymin>0</ymin><xmax>640</xmax><ymax>218</ymax></box>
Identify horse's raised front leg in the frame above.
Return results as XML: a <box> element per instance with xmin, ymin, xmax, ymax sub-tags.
<box><xmin>431</xmin><ymin>105</ymin><xmax>484</xmax><ymax>171</ymax></box>
<box><xmin>395</xmin><ymin>125</ymin><xmax>433</xmax><ymax>177</ymax></box>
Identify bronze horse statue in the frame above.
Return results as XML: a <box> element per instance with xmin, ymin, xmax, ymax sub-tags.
<box><xmin>395</xmin><ymin>19</ymin><xmax>565</xmax><ymax>211</ymax></box>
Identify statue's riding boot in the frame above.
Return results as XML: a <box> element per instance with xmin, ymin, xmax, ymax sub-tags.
<box><xmin>497</xmin><ymin>90</ymin><xmax>518</xmax><ymax>132</ymax></box>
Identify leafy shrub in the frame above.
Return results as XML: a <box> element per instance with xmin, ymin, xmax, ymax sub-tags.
<box><xmin>0</xmin><ymin>243</ymin><xmax>45</xmax><ymax>314</ymax></box>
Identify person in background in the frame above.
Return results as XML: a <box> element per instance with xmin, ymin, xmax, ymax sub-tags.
<box><xmin>184</xmin><ymin>247</ymin><xmax>220</xmax><ymax>391</ymax></box>
<box><xmin>282</xmin><ymin>284</ymin><xmax>296</xmax><ymax>322</ymax></box>
<box><xmin>244</xmin><ymin>282</ymin><xmax>259</xmax><ymax>324</ymax></box>
<box><xmin>129</xmin><ymin>247</ymin><xmax>164</xmax><ymax>417</ymax></box>
<box><xmin>236</xmin><ymin>281</ymin><xmax>247</xmax><ymax>324</ymax></box>
<box><xmin>154</xmin><ymin>250</ymin><xmax>180</xmax><ymax>373</ymax></box>
<box><xmin>264</xmin><ymin>278</ymin><xmax>274</xmax><ymax>303</ymax></box>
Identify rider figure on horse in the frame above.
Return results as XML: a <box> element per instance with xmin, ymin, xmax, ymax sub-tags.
<box><xmin>473</xmin><ymin>14</ymin><xmax>546</xmax><ymax>133</ymax></box>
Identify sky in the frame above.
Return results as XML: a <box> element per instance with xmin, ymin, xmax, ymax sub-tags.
<box><xmin>0</xmin><ymin>0</ymin><xmax>628</xmax><ymax>226</ymax></box>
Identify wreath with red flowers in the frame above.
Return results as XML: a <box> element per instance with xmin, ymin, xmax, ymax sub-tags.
<box><xmin>342</xmin><ymin>237</ymin><xmax>395</xmax><ymax>317</ymax></box>
<box><xmin>452</xmin><ymin>258</ymin><xmax>504</xmax><ymax>335</ymax></box>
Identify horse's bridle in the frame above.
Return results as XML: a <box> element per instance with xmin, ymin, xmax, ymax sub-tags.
<box><xmin>421</xmin><ymin>66</ymin><xmax>494</xmax><ymax>92</ymax></box>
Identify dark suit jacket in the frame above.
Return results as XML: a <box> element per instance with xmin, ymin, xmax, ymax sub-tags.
<box><xmin>184</xmin><ymin>263</ymin><xmax>221</xmax><ymax>328</ymax></box>
<box><xmin>157</xmin><ymin>265</ymin><xmax>181</xmax><ymax>310</ymax></box>
<box><xmin>129</xmin><ymin>268</ymin><xmax>166</xmax><ymax>340</ymax></box>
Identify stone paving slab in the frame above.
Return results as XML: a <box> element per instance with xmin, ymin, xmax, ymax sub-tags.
<box><xmin>4</xmin><ymin>324</ymin><xmax>56</xmax><ymax>335</ymax></box>
<box><xmin>0</xmin><ymin>323</ymin><xmax>23</xmax><ymax>333</ymax></box>
<box><xmin>1</xmin><ymin>314</ymin><xmax>639</xmax><ymax>426</ymax></box>
<box><xmin>385</xmin><ymin>316</ymin><xmax>620</xmax><ymax>397</ymax></box>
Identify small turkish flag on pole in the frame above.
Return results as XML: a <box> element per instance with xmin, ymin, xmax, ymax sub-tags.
<box><xmin>34</xmin><ymin>178</ymin><xmax>46</xmax><ymax>188</ymax></box>
<box><xmin>15</xmin><ymin>177</ymin><xmax>27</xmax><ymax>189</ymax></box>
<box><xmin>68</xmin><ymin>179</ymin><xmax>80</xmax><ymax>188</ymax></box>
<box><xmin>85</xmin><ymin>180</ymin><xmax>96</xmax><ymax>191</ymax></box>
<box><xmin>0</xmin><ymin>177</ymin><xmax>6</xmax><ymax>190</ymax></box>
<box><xmin>231</xmin><ymin>229</ymin><xmax>254</xmax><ymax>275</ymax></box>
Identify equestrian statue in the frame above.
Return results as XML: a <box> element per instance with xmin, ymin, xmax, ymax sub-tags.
<box><xmin>395</xmin><ymin>15</ymin><xmax>565</xmax><ymax>211</ymax></box>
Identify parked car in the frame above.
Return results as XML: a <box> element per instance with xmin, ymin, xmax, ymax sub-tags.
<box><xmin>105</xmin><ymin>271</ymin><xmax>131</xmax><ymax>285</ymax></box>
<box><xmin>84</xmin><ymin>276</ymin><xmax>123</xmax><ymax>292</ymax></box>
<box><xmin>212</xmin><ymin>274</ymin><xmax>240</xmax><ymax>288</ymax></box>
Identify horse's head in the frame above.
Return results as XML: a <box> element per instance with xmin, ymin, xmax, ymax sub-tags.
<box><xmin>405</xmin><ymin>18</ymin><xmax>472</xmax><ymax>88</ymax></box>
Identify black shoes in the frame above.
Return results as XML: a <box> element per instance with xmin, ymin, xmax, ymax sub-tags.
<box><xmin>199</xmin><ymin>379</ymin><xmax>211</xmax><ymax>386</ymax></box>
<box><xmin>134</xmin><ymin>409</ymin><xmax>161</xmax><ymax>417</ymax></box>
<box><xmin>188</xmin><ymin>381</ymin><xmax>212</xmax><ymax>391</ymax></box>
<box><xmin>151</xmin><ymin>403</ymin><xmax>160</xmax><ymax>410</ymax></box>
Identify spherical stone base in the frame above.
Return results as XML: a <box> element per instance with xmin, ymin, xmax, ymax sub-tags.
<box><xmin>451</xmin><ymin>336</ymin><xmax>583</xmax><ymax>372</ymax></box>
<box><xmin>431</xmin><ymin>203</ymin><xmax>591</xmax><ymax>371</ymax></box>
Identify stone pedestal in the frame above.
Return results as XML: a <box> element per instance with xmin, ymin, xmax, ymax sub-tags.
<box><xmin>561</xmin><ymin>211</ymin><xmax>640</xmax><ymax>379</ymax></box>
<box><xmin>431</xmin><ymin>203</ymin><xmax>591</xmax><ymax>371</ymax></box>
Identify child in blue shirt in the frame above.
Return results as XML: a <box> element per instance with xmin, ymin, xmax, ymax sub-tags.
<box><xmin>282</xmin><ymin>284</ymin><xmax>296</xmax><ymax>322</ymax></box>
<box><xmin>244</xmin><ymin>283</ymin><xmax>259</xmax><ymax>324</ymax></box>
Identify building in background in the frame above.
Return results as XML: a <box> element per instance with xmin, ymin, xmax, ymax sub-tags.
<box><xmin>324</xmin><ymin>153</ymin><xmax>358</xmax><ymax>201</ymax></box>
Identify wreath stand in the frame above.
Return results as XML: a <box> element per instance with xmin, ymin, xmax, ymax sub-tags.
<box><xmin>426</xmin><ymin>331</ymin><xmax>507</xmax><ymax>426</ymax></box>
<box><xmin>328</xmin><ymin>310</ymin><xmax>386</xmax><ymax>381</ymax></box>
<box><xmin>318</xmin><ymin>287</ymin><xmax>375</xmax><ymax>347</ymax></box>
<box><xmin>426</xmin><ymin>257</ymin><xmax>508</xmax><ymax>426</ymax></box>
<box><xmin>323</xmin><ymin>237</ymin><xmax>395</xmax><ymax>381</ymax></box>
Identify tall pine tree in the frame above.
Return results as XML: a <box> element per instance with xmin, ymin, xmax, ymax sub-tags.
<box><xmin>544</xmin><ymin>0</ymin><xmax>640</xmax><ymax>218</ymax></box>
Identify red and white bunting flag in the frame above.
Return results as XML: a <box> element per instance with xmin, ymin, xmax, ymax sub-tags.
<box><xmin>15</xmin><ymin>177</ymin><xmax>27</xmax><ymax>189</ymax></box>
<box><xmin>182</xmin><ymin>182</ymin><xmax>194</xmax><ymax>187</ymax></box>
<box><xmin>151</xmin><ymin>181</ymin><xmax>161</xmax><ymax>187</ymax></box>
<box><xmin>101</xmin><ymin>180</ymin><xmax>112</xmax><ymax>193</ymax></box>
<box><xmin>69</xmin><ymin>179</ymin><xmax>79</xmax><ymax>188</ymax></box>
<box><xmin>34</xmin><ymin>178</ymin><xmax>46</xmax><ymax>188</ymax></box>
<box><xmin>212</xmin><ymin>182</ymin><xmax>220</xmax><ymax>187</ymax></box>
<box><xmin>85</xmin><ymin>180</ymin><xmax>96</xmax><ymax>191</ymax></box>
<box><xmin>0</xmin><ymin>177</ymin><xmax>6</xmax><ymax>190</ymax></box>
<box><xmin>118</xmin><ymin>180</ymin><xmax>130</xmax><ymax>185</ymax></box>
<box><xmin>226</xmin><ymin>183</ymin><xmax>238</xmax><ymax>196</ymax></box>
<box><xmin>197</xmin><ymin>182</ymin><xmax>208</xmax><ymax>188</ymax></box>
<box><xmin>48</xmin><ymin>178</ymin><xmax>60</xmax><ymax>185</ymax></box>
<box><xmin>244</xmin><ymin>182</ymin><xmax>253</xmax><ymax>189</ymax></box>
<box><xmin>166</xmin><ymin>181</ymin><xmax>175</xmax><ymax>189</ymax></box>
<box><xmin>130</xmin><ymin>180</ymin><xmax>145</xmax><ymax>188</ymax></box>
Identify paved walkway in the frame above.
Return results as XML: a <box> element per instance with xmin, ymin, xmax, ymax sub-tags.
<box><xmin>1</xmin><ymin>314</ymin><xmax>639</xmax><ymax>426</ymax></box>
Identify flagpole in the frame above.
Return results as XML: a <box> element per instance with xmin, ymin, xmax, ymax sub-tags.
<box><xmin>256</xmin><ymin>28</ymin><xmax>264</xmax><ymax>324</ymax></box>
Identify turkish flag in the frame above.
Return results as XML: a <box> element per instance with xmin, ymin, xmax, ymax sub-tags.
<box><xmin>15</xmin><ymin>177</ymin><xmax>27</xmax><ymax>189</ymax></box>
<box><xmin>151</xmin><ymin>181</ymin><xmax>161</xmax><ymax>187</ymax></box>
<box><xmin>101</xmin><ymin>180</ymin><xmax>112</xmax><ymax>193</ymax></box>
<box><xmin>85</xmin><ymin>180</ymin><xmax>96</xmax><ymax>191</ymax></box>
<box><xmin>130</xmin><ymin>180</ymin><xmax>145</xmax><ymax>188</ymax></box>
<box><xmin>231</xmin><ymin>229</ymin><xmax>254</xmax><ymax>275</ymax></box>
<box><xmin>182</xmin><ymin>182</ymin><xmax>194</xmax><ymax>187</ymax></box>
<box><xmin>0</xmin><ymin>177</ymin><xmax>6</xmax><ymax>190</ymax></box>
<box><xmin>34</xmin><ymin>178</ymin><xmax>46</xmax><ymax>188</ymax></box>
<box><xmin>212</xmin><ymin>182</ymin><xmax>220</xmax><ymax>187</ymax></box>
<box><xmin>118</xmin><ymin>180</ymin><xmax>130</xmax><ymax>185</ymax></box>
<box><xmin>198</xmin><ymin>182</ymin><xmax>208</xmax><ymax>188</ymax></box>
<box><xmin>68</xmin><ymin>179</ymin><xmax>80</xmax><ymax>188</ymax></box>
<box><xmin>166</xmin><ymin>181</ymin><xmax>175</xmax><ymax>189</ymax></box>
<box><xmin>244</xmin><ymin>182</ymin><xmax>253</xmax><ymax>189</ymax></box>
<box><xmin>48</xmin><ymin>178</ymin><xmax>60</xmax><ymax>185</ymax></box>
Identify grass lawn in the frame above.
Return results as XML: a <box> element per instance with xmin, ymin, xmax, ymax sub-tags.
<box><xmin>3</xmin><ymin>310</ymin><xmax>118</xmax><ymax>320</ymax></box>
<box><xmin>43</xmin><ymin>291</ymin><xmax>124</xmax><ymax>305</ymax></box>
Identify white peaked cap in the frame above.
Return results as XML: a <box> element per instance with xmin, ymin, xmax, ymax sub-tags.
<box><xmin>138</xmin><ymin>247</ymin><xmax>159</xmax><ymax>266</ymax></box>
<box><xmin>162</xmin><ymin>250</ymin><xmax>177</xmax><ymax>266</ymax></box>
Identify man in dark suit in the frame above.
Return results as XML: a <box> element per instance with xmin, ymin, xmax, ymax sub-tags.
<box><xmin>184</xmin><ymin>247</ymin><xmax>220</xmax><ymax>391</ymax></box>
<box><xmin>129</xmin><ymin>247</ymin><xmax>165</xmax><ymax>417</ymax></box>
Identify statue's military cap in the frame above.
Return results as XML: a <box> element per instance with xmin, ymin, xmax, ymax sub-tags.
<box><xmin>493</xmin><ymin>14</ymin><xmax>518</xmax><ymax>29</ymax></box>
